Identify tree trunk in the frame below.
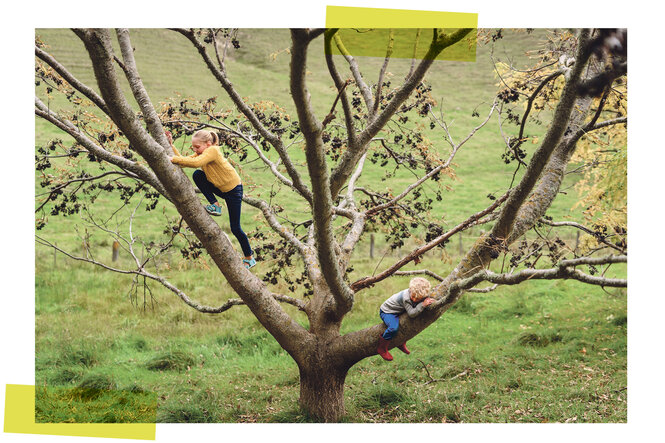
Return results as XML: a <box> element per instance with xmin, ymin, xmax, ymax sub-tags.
<box><xmin>298</xmin><ymin>364</ymin><xmax>349</xmax><ymax>422</ymax></box>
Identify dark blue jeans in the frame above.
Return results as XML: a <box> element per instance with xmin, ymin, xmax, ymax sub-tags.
<box><xmin>380</xmin><ymin>310</ymin><xmax>400</xmax><ymax>340</ymax></box>
<box><xmin>192</xmin><ymin>170</ymin><xmax>253</xmax><ymax>257</ymax></box>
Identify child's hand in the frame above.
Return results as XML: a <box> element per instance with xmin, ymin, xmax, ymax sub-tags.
<box><xmin>422</xmin><ymin>297</ymin><xmax>435</xmax><ymax>307</ymax></box>
<box><xmin>164</xmin><ymin>130</ymin><xmax>173</xmax><ymax>145</ymax></box>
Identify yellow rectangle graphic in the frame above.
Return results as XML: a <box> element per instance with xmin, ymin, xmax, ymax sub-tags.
<box><xmin>325</xmin><ymin>6</ymin><xmax>478</xmax><ymax>62</ymax></box>
<box><xmin>4</xmin><ymin>385</ymin><xmax>156</xmax><ymax>440</ymax></box>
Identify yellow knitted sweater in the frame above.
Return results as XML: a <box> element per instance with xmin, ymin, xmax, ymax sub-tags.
<box><xmin>171</xmin><ymin>145</ymin><xmax>241</xmax><ymax>192</ymax></box>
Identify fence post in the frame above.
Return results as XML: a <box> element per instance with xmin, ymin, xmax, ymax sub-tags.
<box><xmin>112</xmin><ymin>241</ymin><xmax>120</xmax><ymax>262</ymax></box>
<box><xmin>370</xmin><ymin>233</ymin><xmax>375</xmax><ymax>259</ymax></box>
<box><xmin>575</xmin><ymin>231</ymin><xmax>580</xmax><ymax>253</ymax></box>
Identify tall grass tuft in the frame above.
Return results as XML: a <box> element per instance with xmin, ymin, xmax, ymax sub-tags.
<box><xmin>145</xmin><ymin>350</ymin><xmax>196</xmax><ymax>371</ymax></box>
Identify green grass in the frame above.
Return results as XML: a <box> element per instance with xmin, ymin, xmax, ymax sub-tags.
<box><xmin>35</xmin><ymin>254</ymin><xmax>627</xmax><ymax>423</ymax></box>
<box><xmin>34</xmin><ymin>28</ymin><xmax>627</xmax><ymax>423</ymax></box>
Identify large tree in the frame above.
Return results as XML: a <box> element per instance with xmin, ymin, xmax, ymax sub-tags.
<box><xmin>35</xmin><ymin>28</ymin><xmax>627</xmax><ymax>421</ymax></box>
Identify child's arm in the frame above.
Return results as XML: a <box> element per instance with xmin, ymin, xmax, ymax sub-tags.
<box><xmin>164</xmin><ymin>131</ymin><xmax>180</xmax><ymax>156</ymax></box>
<box><xmin>171</xmin><ymin>146</ymin><xmax>217</xmax><ymax>168</ymax></box>
<box><xmin>403</xmin><ymin>296</ymin><xmax>435</xmax><ymax>318</ymax></box>
<box><xmin>164</xmin><ymin>131</ymin><xmax>194</xmax><ymax>158</ymax></box>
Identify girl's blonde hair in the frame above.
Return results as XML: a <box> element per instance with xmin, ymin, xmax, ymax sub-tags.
<box><xmin>192</xmin><ymin>129</ymin><xmax>219</xmax><ymax>146</ymax></box>
<box><xmin>409</xmin><ymin>277</ymin><xmax>432</xmax><ymax>302</ymax></box>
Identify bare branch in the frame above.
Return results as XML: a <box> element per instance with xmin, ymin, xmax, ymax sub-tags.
<box><xmin>589</xmin><ymin>116</ymin><xmax>627</xmax><ymax>131</ymax></box>
<box><xmin>352</xmin><ymin>191</ymin><xmax>509</xmax><ymax>292</ymax></box>
<box><xmin>332</xmin><ymin>32</ymin><xmax>375</xmax><ymax>115</ymax></box>
<box><xmin>35</xmin><ymin>98</ymin><xmax>170</xmax><ymax>200</ymax></box>
<box><xmin>35</xmin><ymin>45</ymin><xmax>110</xmax><ymax>116</ymax></box>
<box><xmin>373</xmin><ymin>29</ymin><xmax>395</xmax><ymax>116</ymax></box>
<box><xmin>323</xmin><ymin>30</ymin><xmax>358</xmax><ymax>148</ymax></box>
<box><xmin>36</xmin><ymin>235</ymin><xmax>305</xmax><ymax>313</ymax></box>
<box><xmin>367</xmin><ymin>99</ymin><xmax>498</xmax><ymax>216</ymax></box>
<box><xmin>539</xmin><ymin>218</ymin><xmax>625</xmax><ymax>253</ymax></box>
<box><xmin>330</xmin><ymin>28</ymin><xmax>475</xmax><ymax>200</ymax></box>
<box><xmin>443</xmin><ymin>254</ymin><xmax>627</xmax><ymax>304</ymax></box>
<box><xmin>394</xmin><ymin>269</ymin><xmax>445</xmax><ymax>282</ymax></box>
<box><xmin>242</xmin><ymin>196</ymin><xmax>312</xmax><ymax>262</ymax></box>
<box><xmin>406</xmin><ymin>29</ymin><xmax>423</xmax><ymax>80</ymax></box>
<box><xmin>517</xmin><ymin>68</ymin><xmax>565</xmax><ymax>143</ymax></box>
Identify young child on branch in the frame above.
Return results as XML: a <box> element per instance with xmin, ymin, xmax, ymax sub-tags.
<box><xmin>377</xmin><ymin>277</ymin><xmax>435</xmax><ymax>361</ymax></box>
<box><xmin>166</xmin><ymin>129</ymin><xmax>256</xmax><ymax>269</ymax></box>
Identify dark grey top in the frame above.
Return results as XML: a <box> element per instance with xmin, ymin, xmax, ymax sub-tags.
<box><xmin>380</xmin><ymin>289</ymin><xmax>426</xmax><ymax>318</ymax></box>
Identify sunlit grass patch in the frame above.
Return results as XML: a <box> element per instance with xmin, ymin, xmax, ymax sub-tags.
<box><xmin>35</xmin><ymin>384</ymin><xmax>157</xmax><ymax>423</ymax></box>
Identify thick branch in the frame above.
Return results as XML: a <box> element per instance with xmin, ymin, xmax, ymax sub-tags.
<box><xmin>115</xmin><ymin>28</ymin><xmax>171</xmax><ymax>151</ymax></box>
<box><xmin>491</xmin><ymin>29</ymin><xmax>593</xmax><ymax>244</ymax></box>
<box><xmin>291</xmin><ymin>29</ymin><xmax>354</xmax><ymax>318</ymax></box>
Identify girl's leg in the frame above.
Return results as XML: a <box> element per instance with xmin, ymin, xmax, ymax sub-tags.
<box><xmin>221</xmin><ymin>185</ymin><xmax>253</xmax><ymax>258</ymax></box>
<box><xmin>192</xmin><ymin>170</ymin><xmax>223</xmax><ymax>204</ymax></box>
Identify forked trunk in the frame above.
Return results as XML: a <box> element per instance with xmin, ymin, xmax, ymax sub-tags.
<box><xmin>298</xmin><ymin>364</ymin><xmax>349</xmax><ymax>422</ymax></box>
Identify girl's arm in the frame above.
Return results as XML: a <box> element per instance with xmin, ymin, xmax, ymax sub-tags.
<box><xmin>165</xmin><ymin>131</ymin><xmax>181</xmax><ymax>156</ymax></box>
<box><xmin>171</xmin><ymin>146</ymin><xmax>217</xmax><ymax>168</ymax></box>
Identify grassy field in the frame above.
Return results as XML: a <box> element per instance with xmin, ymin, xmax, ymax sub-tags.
<box><xmin>34</xmin><ymin>28</ymin><xmax>627</xmax><ymax>423</ymax></box>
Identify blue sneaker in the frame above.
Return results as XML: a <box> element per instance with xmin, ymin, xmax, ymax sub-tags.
<box><xmin>205</xmin><ymin>203</ymin><xmax>222</xmax><ymax>216</ymax></box>
<box><xmin>243</xmin><ymin>257</ymin><xmax>257</xmax><ymax>269</ymax></box>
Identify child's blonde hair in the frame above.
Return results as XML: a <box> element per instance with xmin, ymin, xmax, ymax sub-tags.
<box><xmin>192</xmin><ymin>129</ymin><xmax>219</xmax><ymax>146</ymax></box>
<box><xmin>409</xmin><ymin>277</ymin><xmax>431</xmax><ymax>302</ymax></box>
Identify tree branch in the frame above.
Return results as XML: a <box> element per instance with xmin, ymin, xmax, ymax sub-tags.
<box><xmin>490</xmin><ymin>29</ymin><xmax>593</xmax><ymax>245</ymax></box>
<box><xmin>329</xmin><ymin>28</ymin><xmax>475</xmax><ymax>200</ymax></box>
<box><xmin>332</xmin><ymin>32</ymin><xmax>375</xmax><ymax>116</ymax></box>
<box><xmin>75</xmin><ymin>28</ymin><xmax>313</xmax><ymax>363</ymax></box>
<box><xmin>35</xmin><ymin>45</ymin><xmax>110</xmax><ymax>116</ymax></box>
<box><xmin>366</xmin><ymin>99</ymin><xmax>498</xmax><ymax>217</ymax></box>
<box><xmin>443</xmin><ymin>254</ymin><xmax>627</xmax><ymax>304</ymax></box>
<box><xmin>323</xmin><ymin>30</ymin><xmax>358</xmax><ymax>148</ymax></box>
<box><xmin>115</xmin><ymin>28</ymin><xmax>171</xmax><ymax>151</ymax></box>
<box><xmin>351</xmin><ymin>191</ymin><xmax>509</xmax><ymax>292</ymax></box>
<box><xmin>539</xmin><ymin>218</ymin><xmax>625</xmax><ymax>253</ymax></box>
<box><xmin>290</xmin><ymin>29</ymin><xmax>354</xmax><ymax>318</ymax></box>
<box><xmin>373</xmin><ymin>29</ymin><xmax>395</xmax><ymax>116</ymax></box>
<box><xmin>35</xmin><ymin>98</ymin><xmax>170</xmax><ymax>200</ymax></box>
<box><xmin>36</xmin><ymin>235</ymin><xmax>305</xmax><ymax>313</ymax></box>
